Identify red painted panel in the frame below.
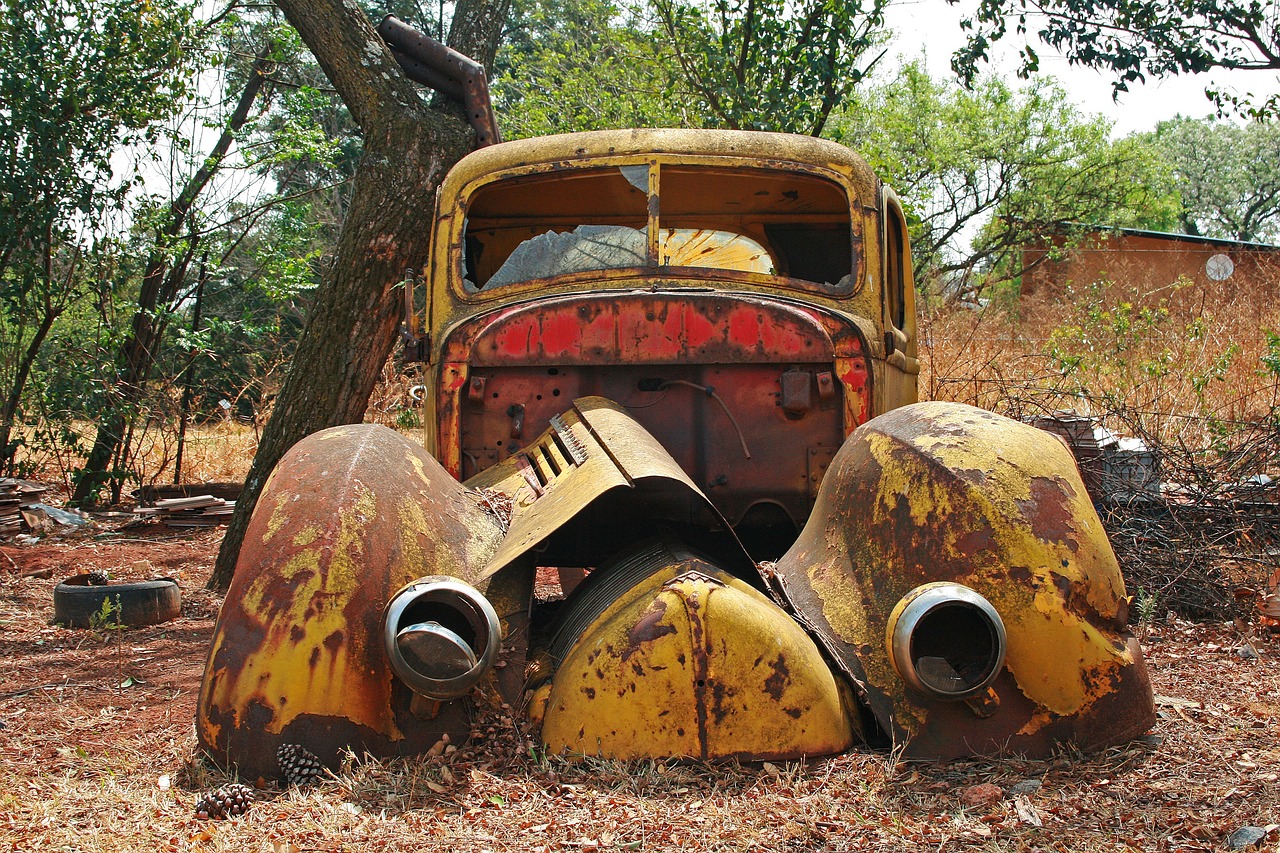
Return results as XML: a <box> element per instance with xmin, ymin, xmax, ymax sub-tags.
<box><xmin>682</xmin><ymin>304</ymin><xmax>716</xmax><ymax>350</ymax></box>
<box><xmin>540</xmin><ymin>312</ymin><xmax>582</xmax><ymax>356</ymax></box>
<box><xmin>443</xmin><ymin>293</ymin><xmax>855</xmax><ymax>366</ymax></box>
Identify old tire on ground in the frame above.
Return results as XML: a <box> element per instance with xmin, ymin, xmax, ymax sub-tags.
<box><xmin>53</xmin><ymin>574</ymin><xmax>181</xmax><ymax>628</ymax></box>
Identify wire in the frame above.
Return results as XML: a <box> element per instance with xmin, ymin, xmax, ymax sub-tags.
<box><xmin>659</xmin><ymin>380</ymin><xmax>752</xmax><ymax>460</ymax></box>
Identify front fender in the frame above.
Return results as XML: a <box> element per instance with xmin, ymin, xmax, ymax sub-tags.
<box><xmin>775</xmin><ymin>401</ymin><xmax>1155</xmax><ymax>758</ymax></box>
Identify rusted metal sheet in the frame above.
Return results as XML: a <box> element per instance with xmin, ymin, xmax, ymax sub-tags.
<box><xmin>377</xmin><ymin>16</ymin><xmax>501</xmax><ymax>147</ymax></box>
<box><xmin>773</xmin><ymin>401</ymin><xmax>1155</xmax><ymax>759</ymax></box>
<box><xmin>440</xmin><ymin>293</ymin><xmax>855</xmax><ymax>366</ymax></box>
<box><xmin>465</xmin><ymin>397</ymin><xmax>753</xmax><ymax>580</ymax></box>
<box><xmin>196</xmin><ymin>424</ymin><xmax>507</xmax><ymax>778</ymax></box>
<box><xmin>537</xmin><ymin>543</ymin><xmax>857</xmax><ymax>761</ymax></box>
<box><xmin>433</xmin><ymin>295</ymin><xmax>869</xmax><ymax>535</ymax></box>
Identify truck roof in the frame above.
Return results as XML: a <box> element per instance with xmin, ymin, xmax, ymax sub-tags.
<box><xmin>440</xmin><ymin>128</ymin><xmax>879</xmax><ymax>198</ymax></box>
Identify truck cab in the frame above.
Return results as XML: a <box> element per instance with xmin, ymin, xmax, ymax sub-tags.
<box><xmin>418</xmin><ymin>129</ymin><xmax>918</xmax><ymax>557</ymax></box>
<box><xmin>200</xmin><ymin>129</ymin><xmax>1154</xmax><ymax>776</ymax></box>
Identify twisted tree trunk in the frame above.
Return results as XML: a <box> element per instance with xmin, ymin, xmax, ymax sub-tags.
<box><xmin>209</xmin><ymin>0</ymin><xmax>510</xmax><ymax>590</ymax></box>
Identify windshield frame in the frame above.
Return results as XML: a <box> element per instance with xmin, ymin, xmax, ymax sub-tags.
<box><xmin>447</xmin><ymin>155</ymin><xmax>865</xmax><ymax>302</ymax></box>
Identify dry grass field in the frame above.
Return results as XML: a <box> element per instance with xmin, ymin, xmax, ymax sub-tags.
<box><xmin>1</xmin><ymin>532</ymin><xmax>1277</xmax><ymax>852</ymax></box>
<box><xmin>3</xmin><ymin>275</ymin><xmax>1279</xmax><ymax>852</ymax></box>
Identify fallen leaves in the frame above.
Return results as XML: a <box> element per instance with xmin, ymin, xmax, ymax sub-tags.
<box><xmin>3</xmin><ymin>541</ymin><xmax>1280</xmax><ymax>852</ymax></box>
<box><xmin>958</xmin><ymin>782</ymin><xmax>1004</xmax><ymax>809</ymax></box>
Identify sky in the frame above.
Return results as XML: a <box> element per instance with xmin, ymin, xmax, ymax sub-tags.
<box><xmin>884</xmin><ymin>0</ymin><xmax>1280</xmax><ymax>136</ymax></box>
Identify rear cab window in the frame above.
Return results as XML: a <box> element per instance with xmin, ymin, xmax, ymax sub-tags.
<box><xmin>459</xmin><ymin>161</ymin><xmax>859</xmax><ymax>297</ymax></box>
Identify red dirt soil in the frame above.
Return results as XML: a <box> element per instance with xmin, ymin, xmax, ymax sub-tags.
<box><xmin>2</xmin><ymin>522</ymin><xmax>1279</xmax><ymax>852</ymax></box>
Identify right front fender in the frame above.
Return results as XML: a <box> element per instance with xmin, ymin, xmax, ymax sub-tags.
<box><xmin>774</xmin><ymin>401</ymin><xmax>1155</xmax><ymax>759</ymax></box>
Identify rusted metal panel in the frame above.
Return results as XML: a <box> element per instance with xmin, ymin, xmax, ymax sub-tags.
<box><xmin>464</xmin><ymin>397</ymin><xmax>752</xmax><ymax>582</ymax></box>
<box><xmin>377</xmin><ymin>16</ymin><xmax>501</xmax><ymax>147</ymax></box>
<box><xmin>434</xmin><ymin>295</ymin><xmax>870</xmax><ymax>533</ymax></box>
<box><xmin>441</xmin><ymin>293</ymin><xmax>853</xmax><ymax>366</ymax></box>
<box><xmin>539</xmin><ymin>545</ymin><xmax>857</xmax><ymax>761</ymax></box>
<box><xmin>773</xmin><ymin>401</ymin><xmax>1155</xmax><ymax>759</ymax></box>
<box><xmin>196</xmin><ymin>424</ymin><xmax>507</xmax><ymax>778</ymax></box>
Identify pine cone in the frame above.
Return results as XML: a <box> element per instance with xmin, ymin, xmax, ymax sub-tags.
<box><xmin>86</xmin><ymin>570</ymin><xmax>110</xmax><ymax>585</ymax></box>
<box><xmin>277</xmin><ymin>742</ymin><xmax>325</xmax><ymax>787</ymax></box>
<box><xmin>194</xmin><ymin>782</ymin><xmax>255</xmax><ymax>819</ymax></box>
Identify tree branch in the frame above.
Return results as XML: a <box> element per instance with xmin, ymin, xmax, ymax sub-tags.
<box><xmin>273</xmin><ymin>0</ymin><xmax>423</xmax><ymax>129</ymax></box>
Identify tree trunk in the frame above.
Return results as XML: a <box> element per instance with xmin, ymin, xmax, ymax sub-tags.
<box><xmin>0</xmin><ymin>294</ymin><xmax>61</xmax><ymax>471</ymax></box>
<box><xmin>209</xmin><ymin>0</ymin><xmax>510</xmax><ymax>590</ymax></box>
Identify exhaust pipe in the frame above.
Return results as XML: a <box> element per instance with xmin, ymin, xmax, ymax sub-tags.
<box><xmin>383</xmin><ymin>576</ymin><xmax>501</xmax><ymax>700</ymax></box>
<box><xmin>886</xmin><ymin>583</ymin><xmax>1006</xmax><ymax>701</ymax></box>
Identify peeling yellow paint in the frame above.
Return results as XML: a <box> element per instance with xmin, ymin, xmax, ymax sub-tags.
<box><xmin>262</xmin><ymin>492</ymin><xmax>292</xmax><ymax>545</ymax></box>
<box><xmin>544</xmin><ymin>560</ymin><xmax>855</xmax><ymax>760</ymax></box>
<box><xmin>291</xmin><ymin>524</ymin><xmax>322</xmax><ymax>548</ymax></box>
<box><xmin>778</xmin><ymin>401</ymin><xmax>1154</xmax><ymax>755</ymax></box>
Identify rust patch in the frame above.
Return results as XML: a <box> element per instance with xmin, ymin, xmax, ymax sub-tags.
<box><xmin>322</xmin><ymin>630</ymin><xmax>345</xmax><ymax>655</ymax></box>
<box><xmin>622</xmin><ymin>598</ymin><xmax>675</xmax><ymax>661</ymax></box>
<box><xmin>1052</xmin><ymin>572</ymin><xmax>1073</xmax><ymax>605</ymax></box>
<box><xmin>763</xmin><ymin>654</ymin><xmax>791</xmax><ymax>700</ymax></box>
<box><xmin>949</xmin><ymin>467</ymin><xmax>989</xmax><ymax>486</ymax></box>
<box><xmin>1016</xmin><ymin>476</ymin><xmax>1080</xmax><ymax>552</ymax></box>
<box><xmin>955</xmin><ymin>522</ymin><xmax>996</xmax><ymax>557</ymax></box>
<box><xmin>710</xmin><ymin>680</ymin><xmax>736</xmax><ymax>726</ymax></box>
<box><xmin>680</xmin><ymin>586</ymin><xmax>711</xmax><ymax>760</ymax></box>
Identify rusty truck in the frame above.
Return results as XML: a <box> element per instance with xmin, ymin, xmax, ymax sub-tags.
<box><xmin>197</xmin><ymin>109</ymin><xmax>1155</xmax><ymax>778</ymax></box>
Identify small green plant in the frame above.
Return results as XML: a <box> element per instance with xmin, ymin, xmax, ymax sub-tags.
<box><xmin>89</xmin><ymin>594</ymin><xmax>131</xmax><ymax>686</ymax></box>
<box><xmin>89</xmin><ymin>594</ymin><xmax>123</xmax><ymax>632</ymax></box>
<box><xmin>1133</xmin><ymin>587</ymin><xmax>1159</xmax><ymax>636</ymax></box>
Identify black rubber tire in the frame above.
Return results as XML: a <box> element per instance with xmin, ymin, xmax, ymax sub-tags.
<box><xmin>53</xmin><ymin>574</ymin><xmax>182</xmax><ymax>628</ymax></box>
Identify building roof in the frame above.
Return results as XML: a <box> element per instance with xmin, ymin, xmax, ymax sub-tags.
<box><xmin>1060</xmin><ymin>222</ymin><xmax>1280</xmax><ymax>252</ymax></box>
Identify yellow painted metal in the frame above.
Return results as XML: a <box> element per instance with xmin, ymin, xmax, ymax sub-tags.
<box><xmin>774</xmin><ymin>401</ymin><xmax>1155</xmax><ymax>758</ymax></box>
<box><xmin>465</xmin><ymin>396</ymin><xmax>743</xmax><ymax>582</ymax></box>
<box><xmin>425</xmin><ymin>129</ymin><xmax>914</xmax><ymax>430</ymax></box>
<box><xmin>196</xmin><ymin>424</ymin><xmax>507</xmax><ymax>777</ymax></box>
<box><xmin>541</xmin><ymin>560</ymin><xmax>857</xmax><ymax>761</ymax></box>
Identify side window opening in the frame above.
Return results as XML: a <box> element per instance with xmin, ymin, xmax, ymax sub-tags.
<box><xmin>883</xmin><ymin>192</ymin><xmax>910</xmax><ymax>332</ymax></box>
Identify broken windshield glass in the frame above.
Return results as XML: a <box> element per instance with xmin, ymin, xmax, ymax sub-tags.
<box><xmin>484</xmin><ymin>225</ymin><xmax>647</xmax><ymax>289</ymax></box>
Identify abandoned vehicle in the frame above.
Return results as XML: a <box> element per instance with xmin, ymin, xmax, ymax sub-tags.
<box><xmin>197</xmin><ymin>128</ymin><xmax>1155</xmax><ymax>778</ymax></box>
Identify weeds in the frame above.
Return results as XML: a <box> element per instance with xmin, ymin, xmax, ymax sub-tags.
<box><xmin>924</xmin><ymin>273</ymin><xmax>1280</xmax><ymax>618</ymax></box>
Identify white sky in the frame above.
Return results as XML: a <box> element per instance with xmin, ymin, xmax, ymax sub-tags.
<box><xmin>884</xmin><ymin>0</ymin><xmax>1280</xmax><ymax>136</ymax></box>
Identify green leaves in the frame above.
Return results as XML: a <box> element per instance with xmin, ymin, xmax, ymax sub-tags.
<box><xmin>1145</xmin><ymin>116</ymin><xmax>1280</xmax><ymax>244</ymax></box>
<box><xmin>950</xmin><ymin>0</ymin><xmax>1280</xmax><ymax>116</ymax></box>
<box><xmin>833</xmin><ymin>63</ymin><xmax>1178</xmax><ymax>303</ymax></box>
<box><xmin>647</xmin><ymin>0</ymin><xmax>891</xmax><ymax>135</ymax></box>
<box><xmin>493</xmin><ymin>0</ymin><xmax>694</xmax><ymax>138</ymax></box>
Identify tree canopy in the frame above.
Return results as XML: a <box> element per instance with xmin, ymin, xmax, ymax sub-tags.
<box><xmin>649</xmin><ymin>0</ymin><xmax>892</xmax><ymax>135</ymax></box>
<box><xmin>1146</xmin><ymin>116</ymin><xmax>1280</xmax><ymax>243</ymax></box>
<box><xmin>834</xmin><ymin>62</ymin><xmax>1178</xmax><ymax>302</ymax></box>
<box><xmin>950</xmin><ymin>0</ymin><xmax>1280</xmax><ymax>114</ymax></box>
<box><xmin>494</xmin><ymin>0</ymin><xmax>694</xmax><ymax>137</ymax></box>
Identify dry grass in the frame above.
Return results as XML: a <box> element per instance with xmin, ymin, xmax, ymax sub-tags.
<box><xmin>921</xmin><ymin>273</ymin><xmax>1280</xmax><ymax>442</ymax></box>
<box><xmin>131</xmin><ymin>422</ymin><xmax>263</xmax><ymax>488</ymax></box>
<box><xmin>11</xmin><ymin>421</ymin><xmax>261</xmax><ymax>498</ymax></box>
<box><xmin>3</xmin><ymin>533</ymin><xmax>1279</xmax><ymax>853</ymax></box>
